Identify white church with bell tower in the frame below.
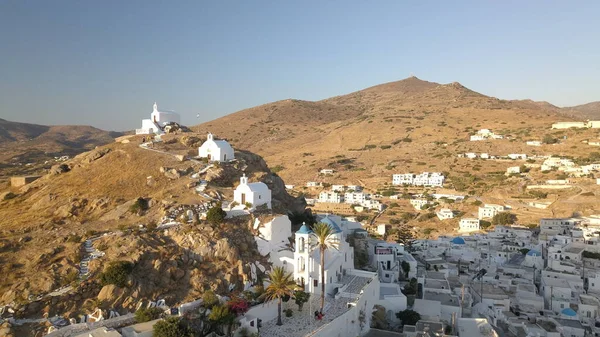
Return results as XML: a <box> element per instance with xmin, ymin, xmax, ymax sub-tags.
<box><xmin>136</xmin><ymin>102</ymin><xmax>181</xmax><ymax>135</ymax></box>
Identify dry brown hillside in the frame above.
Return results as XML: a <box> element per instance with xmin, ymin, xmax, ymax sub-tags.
<box><xmin>563</xmin><ymin>101</ymin><xmax>600</xmax><ymax>119</ymax></box>
<box><xmin>0</xmin><ymin>119</ymin><xmax>120</xmax><ymax>180</ymax></box>
<box><xmin>194</xmin><ymin>77</ymin><xmax>585</xmax><ymax>186</ymax></box>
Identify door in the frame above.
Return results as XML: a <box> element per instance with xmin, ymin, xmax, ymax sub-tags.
<box><xmin>207</xmin><ymin>154</ymin><xmax>211</xmax><ymax>161</ymax></box>
<box><xmin>241</xmin><ymin>193</ymin><xmax>246</xmax><ymax>204</ymax></box>
<box><xmin>223</xmin><ymin>154</ymin><xmax>227</xmax><ymax>161</ymax></box>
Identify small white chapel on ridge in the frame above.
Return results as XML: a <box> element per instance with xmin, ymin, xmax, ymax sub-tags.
<box><xmin>136</xmin><ymin>102</ymin><xmax>181</xmax><ymax>135</ymax></box>
<box><xmin>198</xmin><ymin>133</ymin><xmax>235</xmax><ymax>162</ymax></box>
<box><xmin>233</xmin><ymin>174</ymin><xmax>271</xmax><ymax>210</ymax></box>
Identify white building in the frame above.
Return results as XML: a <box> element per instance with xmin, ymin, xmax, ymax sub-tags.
<box><xmin>136</xmin><ymin>102</ymin><xmax>181</xmax><ymax>135</ymax></box>
<box><xmin>233</xmin><ymin>174</ymin><xmax>272</xmax><ymax>209</ymax></box>
<box><xmin>478</xmin><ymin>204</ymin><xmax>504</xmax><ymax>219</ymax></box>
<box><xmin>392</xmin><ymin>172</ymin><xmax>445</xmax><ymax>187</ymax></box>
<box><xmin>470</xmin><ymin>129</ymin><xmax>503</xmax><ymax>141</ymax></box>
<box><xmin>197</xmin><ymin>133</ymin><xmax>235</xmax><ymax>162</ymax></box>
<box><xmin>541</xmin><ymin>157</ymin><xmax>576</xmax><ymax>171</ymax></box>
<box><xmin>436</xmin><ymin>209</ymin><xmax>455</xmax><ymax>220</ymax></box>
<box><xmin>318</xmin><ymin>191</ymin><xmax>343</xmax><ymax>203</ymax></box>
<box><xmin>410</xmin><ymin>199</ymin><xmax>430</xmax><ymax>210</ymax></box>
<box><xmin>551</xmin><ymin>121</ymin><xmax>589</xmax><ymax>129</ymax></box>
<box><xmin>459</xmin><ymin>218</ymin><xmax>480</xmax><ymax>232</ymax></box>
<box><xmin>344</xmin><ymin>192</ymin><xmax>368</xmax><ymax>204</ymax></box>
<box><xmin>507</xmin><ymin>153</ymin><xmax>527</xmax><ymax>160</ymax></box>
<box><xmin>320</xmin><ymin>169</ymin><xmax>335</xmax><ymax>175</ymax></box>
<box><xmin>506</xmin><ymin>166</ymin><xmax>521</xmax><ymax>175</ymax></box>
<box><xmin>526</xmin><ymin>141</ymin><xmax>542</xmax><ymax>146</ymax></box>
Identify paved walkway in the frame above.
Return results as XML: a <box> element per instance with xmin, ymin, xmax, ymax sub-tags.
<box><xmin>259</xmin><ymin>296</ymin><xmax>352</xmax><ymax>337</ymax></box>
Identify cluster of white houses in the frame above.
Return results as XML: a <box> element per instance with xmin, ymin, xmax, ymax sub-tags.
<box><xmin>460</xmin><ymin>152</ymin><xmax>529</xmax><ymax>160</ymax></box>
<box><xmin>317</xmin><ymin>190</ymin><xmax>384</xmax><ymax>211</ymax></box>
<box><xmin>392</xmin><ymin>172</ymin><xmax>445</xmax><ymax>187</ymax></box>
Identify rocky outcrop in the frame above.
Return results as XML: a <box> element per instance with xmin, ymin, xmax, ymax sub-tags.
<box><xmin>49</xmin><ymin>164</ymin><xmax>70</xmax><ymax>175</ymax></box>
<box><xmin>83</xmin><ymin>148</ymin><xmax>111</xmax><ymax>164</ymax></box>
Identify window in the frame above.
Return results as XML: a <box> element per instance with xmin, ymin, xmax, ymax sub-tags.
<box><xmin>314</xmin><ymin>279</ymin><xmax>318</xmax><ymax>287</ymax></box>
<box><xmin>259</xmin><ymin>195</ymin><xmax>261</xmax><ymax>199</ymax></box>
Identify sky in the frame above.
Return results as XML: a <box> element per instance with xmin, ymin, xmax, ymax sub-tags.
<box><xmin>1</xmin><ymin>1</ymin><xmax>599</xmax><ymax>131</ymax></box>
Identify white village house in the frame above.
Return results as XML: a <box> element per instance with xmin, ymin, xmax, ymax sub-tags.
<box><xmin>459</xmin><ymin>218</ymin><xmax>480</xmax><ymax>232</ymax></box>
<box><xmin>198</xmin><ymin>133</ymin><xmax>235</xmax><ymax>162</ymax></box>
<box><xmin>136</xmin><ymin>102</ymin><xmax>181</xmax><ymax>135</ymax></box>
<box><xmin>233</xmin><ymin>174</ymin><xmax>271</xmax><ymax>209</ymax></box>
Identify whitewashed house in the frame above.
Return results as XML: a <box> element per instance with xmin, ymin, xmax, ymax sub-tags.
<box><xmin>410</xmin><ymin>199</ymin><xmax>430</xmax><ymax>210</ymax></box>
<box><xmin>507</xmin><ymin>153</ymin><xmax>527</xmax><ymax>160</ymax></box>
<box><xmin>318</xmin><ymin>191</ymin><xmax>343</xmax><ymax>203</ymax></box>
<box><xmin>470</xmin><ymin>129</ymin><xmax>503</xmax><ymax>141</ymax></box>
<box><xmin>392</xmin><ymin>172</ymin><xmax>445</xmax><ymax>187</ymax></box>
<box><xmin>344</xmin><ymin>192</ymin><xmax>367</xmax><ymax>204</ymax></box>
<box><xmin>478</xmin><ymin>204</ymin><xmax>504</xmax><ymax>219</ymax></box>
<box><xmin>526</xmin><ymin>141</ymin><xmax>542</xmax><ymax>146</ymax></box>
<box><xmin>459</xmin><ymin>218</ymin><xmax>480</xmax><ymax>232</ymax></box>
<box><xmin>233</xmin><ymin>174</ymin><xmax>271</xmax><ymax>209</ymax></box>
<box><xmin>320</xmin><ymin>169</ymin><xmax>335</xmax><ymax>175</ymax></box>
<box><xmin>197</xmin><ymin>133</ymin><xmax>235</xmax><ymax>162</ymax></box>
<box><xmin>506</xmin><ymin>166</ymin><xmax>521</xmax><ymax>175</ymax></box>
<box><xmin>551</xmin><ymin>122</ymin><xmax>588</xmax><ymax>129</ymax></box>
<box><xmin>136</xmin><ymin>102</ymin><xmax>181</xmax><ymax>135</ymax></box>
<box><xmin>436</xmin><ymin>209</ymin><xmax>455</xmax><ymax>220</ymax></box>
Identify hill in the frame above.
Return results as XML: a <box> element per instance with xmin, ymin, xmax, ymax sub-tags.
<box><xmin>0</xmin><ymin>135</ymin><xmax>305</xmax><ymax>331</ymax></box>
<box><xmin>563</xmin><ymin>101</ymin><xmax>600</xmax><ymax>119</ymax></box>
<box><xmin>0</xmin><ymin>118</ymin><xmax>121</xmax><ymax>182</ymax></box>
<box><xmin>194</xmin><ymin>77</ymin><xmax>589</xmax><ymax>185</ymax></box>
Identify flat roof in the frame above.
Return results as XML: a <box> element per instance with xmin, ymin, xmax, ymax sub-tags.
<box><xmin>554</xmin><ymin>318</ymin><xmax>584</xmax><ymax>329</ymax></box>
<box><xmin>423</xmin><ymin>291</ymin><xmax>460</xmax><ymax>306</ymax></box>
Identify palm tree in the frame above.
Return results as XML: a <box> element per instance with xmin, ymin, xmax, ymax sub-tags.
<box><xmin>264</xmin><ymin>266</ymin><xmax>298</xmax><ymax>326</ymax></box>
<box><xmin>311</xmin><ymin>222</ymin><xmax>340</xmax><ymax>312</ymax></box>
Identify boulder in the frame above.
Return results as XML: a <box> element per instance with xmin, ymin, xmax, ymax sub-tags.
<box><xmin>49</xmin><ymin>164</ymin><xmax>70</xmax><ymax>175</ymax></box>
<box><xmin>97</xmin><ymin>284</ymin><xmax>126</xmax><ymax>302</ymax></box>
<box><xmin>164</xmin><ymin>169</ymin><xmax>181</xmax><ymax>180</ymax></box>
<box><xmin>84</xmin><ymin>148</ymin><xmax>111</xmax><ymax>163</ymax></box>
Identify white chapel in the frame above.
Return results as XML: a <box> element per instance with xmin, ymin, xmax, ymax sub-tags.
<box><xmin>198</xmin><ymin>133</ymin><xmax>235</xmax><ymax>162</ymax></box>
<box><xmin>136</xmin><ymin>102</ymin><xmax>181</xmax><ymax>135</ymax></box>
<box><xmin>233</xmin><ymin>174</ymin><xmax>272</xmax><ymax>210</ymax></box>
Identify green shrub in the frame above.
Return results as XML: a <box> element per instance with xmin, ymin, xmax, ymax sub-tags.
<box><xmin>100</xmin><ymin>261</ymin><xmax>133</xmax><ymax>287</ymax></box>
<box><xmin>206</xmin><ymin>204</ymin><xmax>227</xmax><ymax>225</ymax></box>
<box><xmin>129</xmin><ymin>197</ymin><xmax>149</xmax><ymax>214</ymax></box>
<box><xmin>135</xmin><ymin>307</ymin><xmax>163</xmax><ymax>322</ymax></box>
<box><xmin>285</xmin><ymin>308</ymin><xmax>293</xmax><ymax>317</ymax></box>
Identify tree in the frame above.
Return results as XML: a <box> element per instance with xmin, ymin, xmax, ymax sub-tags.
<box><xmin>264</xmin><ymin>266</ymin><xmax>298</xmax><ymax>326</ymax></box>
<box><xmin>395</xmin><ymin>225</ymin><xmax>415</xmax><ymax>251</ymax></box>
<box><xmin>202</xmin><ymin>290</ymin><xmax>220</xmax><ymax>309</ymax></box>
<box><xmin>135</xmin><ymin>307</ymin><xmax>163</xmax><ymax>323</ymax></box>
<box><xmin>100</xmin><ymin>261</ymin><xmax>133</xmax><ymax>287</ymax></box>
<box><xmin>294</xmin><ymin>290</ymin><xmax>310</xmax><ymax>311</ymax></box>
<box><xmin>311</xmin><ymin>222</ymin><xmax>340</xmax><ymax>312</ymax></box>
<box><xmin>402</xmin><ymin>278</ymin><xmax>418</xmax><ymax>295</ymax></box>
<box><xmin>153</xmin><ymin>317</ymin><xmax>191</xmax><ymax>337</ymax></box>
<box><xmin>519</xmin><ymin>248</ymin><xmax>530</xmax><ymax>255</ymax></box>
<box><xmin>206</xmin><ymin>204</ymin><xmax>227</xmax><ymax>225</ymax></box>
<box><xmin>226</xmin><ymin>297</ymin><xmax>249</xmax><ymax>316</ymax></box>
<box><xmin>396</xmin><ymin>309</ymin><xmax>421</xmax><ymax>326</ymax></box>
<box><xmin>208</xmin><ymin>304</ymin><xmax>236</xmax><ymax>335</ymax></box>
<box><xmin>401</xmin><ymin>261</ymin><xmax>410</xmax><ymax>278</ymax></box>
<box><xmin>492</xmin><ymin>212</ymin><xmax>517</xmax><ymax>226</ymax></box>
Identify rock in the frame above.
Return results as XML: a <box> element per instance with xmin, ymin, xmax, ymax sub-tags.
<box><xmin>49</xmin><ymin>164</ymin><xmax>70</xmax><ymax>175</ymax></box>
<box><xmin>175</xmin><ymin>155</ymin><xmax>186</xmax><ymax>162</ymax></box>
<box><xmin>164</xmin><ymin>169</ymin><xmax>181</xmax><ymax>180</ymax></box>
<box><xmin>159</xmin><ymin>167</ymin><xmax>167</xmax><ymax>174</ymax></box>
<box><xmin>97</xmin><ymin>284</ymin><xmax>125</xmax><ymax>302</ymax></box>
<box><xmin>180</xmin><ymin>135</ymin><xmax>202</xmax><ymax>148</ymax></box>
<box><xmin>84</xmin><ymin>148</ymin><xmax>111</xmax><ymax>163</ymax></box>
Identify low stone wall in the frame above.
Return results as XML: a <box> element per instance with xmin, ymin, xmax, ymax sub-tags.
<box><xmin>526</xmin><ymin>185</ymin><xmax>573</xmax><ymax>190</ymax></box>
<box><xmin>45</xmin><ymin>313</ymin><xmax>135</xmax><ymax>337</ymax></box>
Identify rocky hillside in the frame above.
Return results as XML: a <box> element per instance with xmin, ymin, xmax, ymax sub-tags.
<box><xmin>0</xmin><ymin>133</ymin><xmax>305</xmax><ymax>328</ymax></box>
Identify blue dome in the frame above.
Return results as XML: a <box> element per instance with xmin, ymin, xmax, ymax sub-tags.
<box><xmin>320</xmin><ymin>215</ymin><xmax>343</xmax><ymax>233</ymax></box>
<box><xmin>296</xmin><ymin>223</ymin><xmax>312</xmax><ymax>234</ymax></box>
<box><xmin>561</xmin><ymin>308</ymin><xmax>577</xmax><ymax>316</ymax></box>
<box><xmin>451</xmin><ymin>237</ymin><xmax>466</xmax><ymax>245</ymax></box>
<box><xmin>526</xmin><ymin>250</ymin><xmax>541</xmax><ymax>257</ymax></box>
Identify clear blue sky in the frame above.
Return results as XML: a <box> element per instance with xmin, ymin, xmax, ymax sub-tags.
<box><xmin>1</xmin><ymin>1</ymin><xmax>599</xmax><ymax>131</ymax></box>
